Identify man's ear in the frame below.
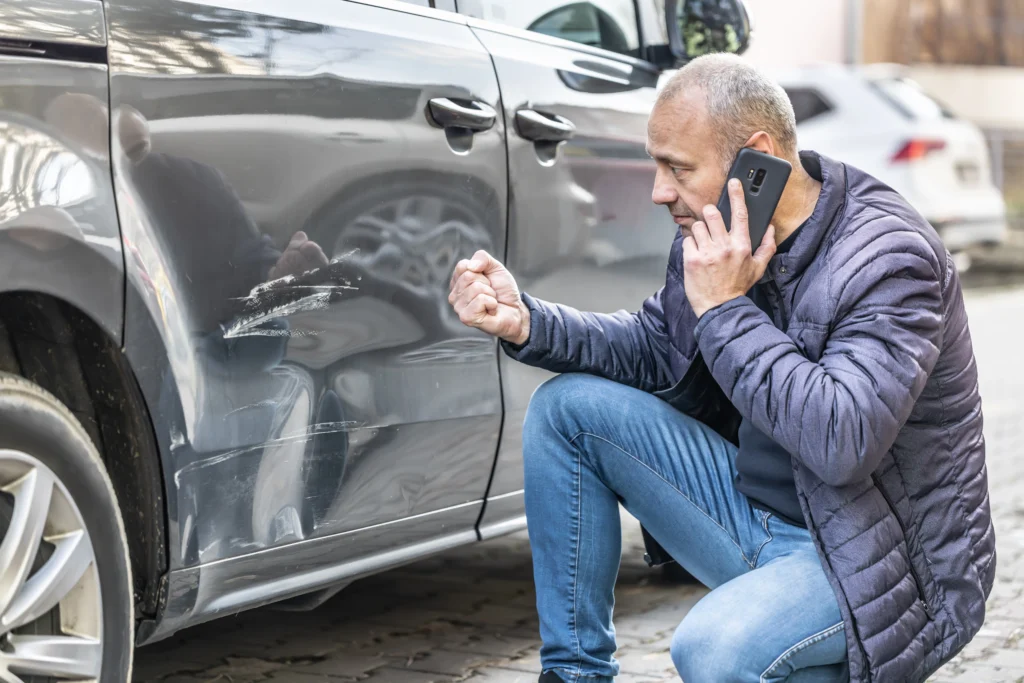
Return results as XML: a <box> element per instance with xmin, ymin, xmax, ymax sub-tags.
<box><xmin>743</xmin><ymin>131</ymin><xmax>776</xmax><ymax>157</ymax></box>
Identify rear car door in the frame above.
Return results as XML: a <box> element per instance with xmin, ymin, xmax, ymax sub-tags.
<box><xmin>458</xmin><ymin>1</ymin><xmax>674</xmax><ymax>533</ymax></box>
<box><xmin>107</xmin><ymin>0</ymin><xmax>507</xmax><ymax>574</ymax></box>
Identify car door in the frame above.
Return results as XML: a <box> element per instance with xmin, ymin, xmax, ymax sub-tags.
<box><xmin>459</xmin><ymin>1</ymin><xmax>675</xmax><ymax>533</ymax></box>
<box><xmin>107</xmin><ymin>0</ymin><xmax>507</xmax><ymax>574</ymax></box>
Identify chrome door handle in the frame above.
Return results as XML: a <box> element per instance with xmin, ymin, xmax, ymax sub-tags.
<box><xmin>427</xmin><ymin>98</ymin><xmax>497</xmax><ymax>132</ymax></box>
<box><xmin>515</xmin><ymin>109</ymin><xmax>576</xmax><ymax>142</ymax></box>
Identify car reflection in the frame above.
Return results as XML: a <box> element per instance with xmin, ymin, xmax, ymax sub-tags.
<box><xmin>0</xmin><ymin>93</ymin><xmax>110</xmax><ymax>252</ymax></box>
<box><xmin>115</xmin><ymin>101</ymin><xmax>499</xmax><ymax>561</ymax></box>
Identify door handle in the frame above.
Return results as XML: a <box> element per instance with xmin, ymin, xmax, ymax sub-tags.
<box><xmin>427</xmin><ymin>98</ymin><xmax>497</xmax><ymax>132</ymax></box>
<box><xmin>515</xmin><ymin>109</ymin><xmax>576</xmax><ymax>142</ymax></box>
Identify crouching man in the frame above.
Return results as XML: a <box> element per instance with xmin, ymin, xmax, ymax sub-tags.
<box><xmin>448</xmin><ymin>54</ymin><xmax>994</xmax><ymax>683</ymax></box>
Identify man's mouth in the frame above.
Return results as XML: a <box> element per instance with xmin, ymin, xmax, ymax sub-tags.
<box><xmin>673</xmin><ymin>215</ymin><xmax>694</xmax><ymax>226</ymax></box>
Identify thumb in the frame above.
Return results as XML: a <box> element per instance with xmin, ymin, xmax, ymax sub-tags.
<box><xmin>752</xmin><ymin>225</ymin><xmax>777</xmax><ymax>269</ymax></box>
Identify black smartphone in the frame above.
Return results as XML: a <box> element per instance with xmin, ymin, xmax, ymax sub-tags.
<box><xmin>716</xmin><ymin>148</ymin><xmax>792</xmax><ymax>252</ymax></box>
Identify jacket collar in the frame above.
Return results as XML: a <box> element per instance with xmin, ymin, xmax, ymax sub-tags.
<box><xmin>762</xmin><ymin>151</ymin><xmax>847</xmax><ymax>284</ymax></box>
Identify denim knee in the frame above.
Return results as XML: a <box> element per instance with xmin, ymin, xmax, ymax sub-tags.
<box><xmin>523</xmin><ymin>374</ymin><xmax>607</xmax><ymax>441</ymax></box>
<box><xmin>671</xmin><ymin>610</ymin><xmax>760</xmax><ymax>683</ymax></box>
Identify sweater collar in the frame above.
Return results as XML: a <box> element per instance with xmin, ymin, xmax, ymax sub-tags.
<box><xmin>762</xmin><ymin>151</ymin><xmax>847</xmax><ymax>284</ymax></box>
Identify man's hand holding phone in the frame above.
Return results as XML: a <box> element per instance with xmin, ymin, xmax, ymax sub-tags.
<box><xmin>683</xmin><ymin>178</ymin><xmax>777</xmax><ymax>319</ymax></box>
<box><xmin>449</xmin><ymin>250</ymin><xmax>531</xmax><ymax>345</ymax></box>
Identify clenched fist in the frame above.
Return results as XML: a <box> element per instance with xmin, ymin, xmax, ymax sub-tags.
<box><xmin>449</xmin><ymin>250</ymin><xmax>530</xmax><ymax>345</ymax></box>
<box><xmin>269</xmin><ymin>230</ymin><xmax>329</xmax><ymax>281</ymax></box>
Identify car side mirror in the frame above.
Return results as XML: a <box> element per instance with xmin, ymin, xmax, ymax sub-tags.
<box><xmin>656</xmin><ymin>0</ymin><xmax>751</xmax><ymax>67</ymax></box>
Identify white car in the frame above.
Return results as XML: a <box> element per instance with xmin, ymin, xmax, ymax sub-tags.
<box><xmin>772</xmin><ymin>63</ymin><xmax>1008</xmax><ymax>256</ymax></box>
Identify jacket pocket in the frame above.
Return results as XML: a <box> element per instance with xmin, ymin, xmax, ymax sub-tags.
<box><xmin>872</xmin><ymin>473</ymin><xmax>935</xmax><ymax>620</ymax></box>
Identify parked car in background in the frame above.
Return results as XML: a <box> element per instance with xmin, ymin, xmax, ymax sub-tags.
<box><xmin>0</xmin><ymin>0</ymin><xmax>752</xmax><ymax>679</ymax></box>
<box><xmin>773</xmin><ymin>63</ymin><xmax>1008</xmax><ymax>261</ymax></box>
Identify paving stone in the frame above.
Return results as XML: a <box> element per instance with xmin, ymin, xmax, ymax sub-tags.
<box><xmin>615</xmin><ymin>644</ymin><xmax>677</xmax><ymax>678</ymax></box>
<box><xmin>491</xmin><ymin>648</ymin><xmax>541</xmax><ymax>674</ymax></box>
<box><xmin>460</xmin><ymin>668</ymin><xmax>537</xmax><ymax>683</ymax></box>
<box><xmin>267</xmin><ymin>674</ymin><xmax>347</xmax><ymax>683</ymax></box>
<box><xmin>388</xmin><ymin>649</ymin><xmax>504</xmax><ymax>676</ymax></box>
<box><xmin>285</xmin><ymin>653</ymin><xmax>388</xmax><ymax>679</ymax></box>
<box><xmin>444</xmin><ymin>633</ymin><xmax>539</xmax><ymax>658</ymax></box>
<box><xmin>355</xmin><ymin>667</ymin><xmax>457</xmax><ymax>683</ymax></box>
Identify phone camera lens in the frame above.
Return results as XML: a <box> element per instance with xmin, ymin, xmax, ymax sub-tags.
<box><xmin>753</xmin><ymin>168</ymin><xmax>767</xmax><ymax>186</ymax></box>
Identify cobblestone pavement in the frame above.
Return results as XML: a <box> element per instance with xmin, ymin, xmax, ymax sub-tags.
<box><xmin>134</xmin><ymin>285</ymin><xmax>1024</xmax><ymax>683</ymax></box>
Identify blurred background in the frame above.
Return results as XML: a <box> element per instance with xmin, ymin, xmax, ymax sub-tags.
<box><xmin>741</xmin><ymin>0</ymin><xmax>1024</xmax><ymax>280</ymax></box>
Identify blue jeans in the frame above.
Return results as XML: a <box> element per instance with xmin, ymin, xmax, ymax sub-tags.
<box><xmin>523</xmin><ymin>374</ymin><xmax>849</xmax><ymax>683</ymax></box>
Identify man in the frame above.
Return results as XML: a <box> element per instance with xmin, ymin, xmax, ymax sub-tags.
<box><xmin>448</xmin><ymin>54</ymin><xmax>994</xmax><ymax>683</ymax></box>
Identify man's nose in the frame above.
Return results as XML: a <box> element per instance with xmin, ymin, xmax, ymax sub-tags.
<box><xmin>652</xmin><ymin>168</ymin><xmax>677</xmax><ymax>206</ymax></box>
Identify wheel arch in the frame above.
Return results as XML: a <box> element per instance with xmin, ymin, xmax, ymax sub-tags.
<box><xmin>0</xmin><ymin>290</ymin><xmax>168</xmax><ymax>629</ymax></box>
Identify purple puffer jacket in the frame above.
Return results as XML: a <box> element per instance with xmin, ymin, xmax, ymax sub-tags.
<box><xmin>505</xmin><ymin>152</ymin><xmax>995</xmax><ymax>682</ymax></box>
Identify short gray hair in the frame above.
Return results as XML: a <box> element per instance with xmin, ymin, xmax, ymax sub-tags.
<box><xmin>658</xmin><ymin>53</ymin><xmax>798</xmax><ymax>164</ymax></box>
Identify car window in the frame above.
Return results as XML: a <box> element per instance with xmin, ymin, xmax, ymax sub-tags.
<box><xmin>782</xmin><ymin>87</ymin><xmax>833</xmax><ymax>125</ymax></box>
<box><xmin>458</xmin><ymin>0</ymin><xmax>641</xmax><ymax>58</ymax></box>
<box><xmin>869</xmin><ymin>77</ymin><xmax>955</xmax><ymax>120</ymax></box>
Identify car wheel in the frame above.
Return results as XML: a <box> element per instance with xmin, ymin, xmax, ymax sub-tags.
<box><xmin>307</xmin><ymin>179</ymin><xmax>495</xmax><ymax>297</ymax></box>
<box><xmin>0</xmin><ymin>373</ymin><xmax>132</xmax><ymax>682</ymax></box>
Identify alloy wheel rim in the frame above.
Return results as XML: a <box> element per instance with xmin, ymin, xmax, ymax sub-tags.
<box><xmin>0</xmin><ymin>449</ymin><xmax>103</xmax><ymax>682</ymax></box>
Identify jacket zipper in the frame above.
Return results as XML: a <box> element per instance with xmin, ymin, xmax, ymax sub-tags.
<box><xmin>872</xmin><ymin>473</ymin><xmax>935</xmax><ymax>620</ymax></box>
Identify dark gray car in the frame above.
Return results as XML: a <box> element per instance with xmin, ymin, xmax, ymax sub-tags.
<box><xmin>0</xmin><ymin>0</ymin><xmax>748</xmax><ymax>678</ymax></box>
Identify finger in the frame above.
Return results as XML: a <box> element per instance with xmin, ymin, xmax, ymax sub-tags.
<box><xmin>457</xmin><ymin>281</ymin><xmax>497</xmax><ymax>310</ymax></box>
<box><xmin>450</xmin><ymin>270</ymin><xmax>489</xmax><ymax>303</ymax></box>
<box><xmin>451</xmin><ymin>259</ymin><xmax>476</xmax><ymax>290</ymax></box>
<box><xmin>292</xmin><ymin>230</ymin><xmax>308</xmax><ymax>242</ymax></box>
<box><xmin>468</xmin><ymin>250</ymin><xmax>492</xmax><ymax>273</ymax></box>
<box><xmin>727</xmin><ymin>178</ymin><xmax>751</xmax><ymax>247</ymax></box>
<box><xmin>702</xmin><ymin>204</ymin><xmax>728</xmax><ymax>242</ymax></box>
<box><xmin>299</xmin><ymin>240</ymin><xmax>329</xmax><ymax>265</ymax></box>
<box><xmin>681</xmin><ymin>234</ymin><xmax>698</xmax><ymax>263</ymax></box>
<box><xmin>450</xmin><ymin>261</ymin><xmax>467</xmax><ymax>291</ymax></box>
<box><xmin>752</xmin><ymin>224</ymin><xmax>777</xmax><ymax>268</ymax></box>
<box><xmin>690</xmin><ymin>220</ymin><xmax>712</xmax><ymax>249</ymax></box>
<box><xmin>460</xmin><ymin>293</ymin><xmax>498</xmax><ymax>326</ymax></box>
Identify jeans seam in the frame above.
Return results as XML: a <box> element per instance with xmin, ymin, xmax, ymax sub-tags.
<box><xmin>548</xmin><ymin>667</ymin><xmax>607</xmax><ymax>682</ymax></box>
<box><xmin>569</xmin><ymin>430</ymin><xmax>756</xmax><ymax>568</ymax></box>
<box><xmin>570</xmin><ymin>447</ymin><xmax>583</xmax><ymax>677</ymax></box>
<box><xmin>750</xmin><ymin>511</ymin><xmax>774</xmax><ymax>567</ymax></box>
<box><xmin>759</xmin><ymin>621</ymin><xmax>845</xmax><ymax>682</ymax></box>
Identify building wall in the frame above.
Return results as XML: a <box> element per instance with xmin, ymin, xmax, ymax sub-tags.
<box><xmin>904</xmin><ymin>65</ymin><xmax>1024</xmax><ymax>131</ymax></box>
<box><xmin>740</xmin><ymin>0</ymin><xmax>850</xmax><ymax>67</ymax></box>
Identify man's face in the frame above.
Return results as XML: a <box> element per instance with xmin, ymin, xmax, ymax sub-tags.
<box><xmin>646</xmin><ymin>91</ymin><xmax>730</xmax><ymax>239</ymax></box>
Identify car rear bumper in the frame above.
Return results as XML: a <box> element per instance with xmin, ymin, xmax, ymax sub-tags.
<box><xmin>932</xmin><ymin>216</ymin><xmax>1009</xmax><ymax>251</ymax></box>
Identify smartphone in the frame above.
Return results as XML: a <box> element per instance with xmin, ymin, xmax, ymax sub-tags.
<box><xmin>716</xmin><ymin>148</ymin><xmax>792</xmax><ymax>252</ymax></box>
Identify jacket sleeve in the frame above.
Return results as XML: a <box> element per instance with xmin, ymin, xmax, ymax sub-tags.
<box><xmin>501</xmin><ymin>288</ymin><xmax>675</xmax><ymax>393</ymax></box>
<box><xmin>693</xmin><ymin>220</ymin><xmax>944</xmax><ymax>487</ymax></box>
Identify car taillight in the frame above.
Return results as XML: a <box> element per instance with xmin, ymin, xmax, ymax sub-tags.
<box><xmin>891</xmin><ymin>139</ymin><xmax>946</xmax><ymax>163</ymax></box>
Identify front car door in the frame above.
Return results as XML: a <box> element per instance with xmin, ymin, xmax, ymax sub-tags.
<box><xmin>106</xmin><ymin>0</ymin><xmax>508</xmax><ymax>637</ymax></box>
<box><xmin>458</xmin><ymin>1</ymin><xmax>675</xmax><ymax>535</ymax></box>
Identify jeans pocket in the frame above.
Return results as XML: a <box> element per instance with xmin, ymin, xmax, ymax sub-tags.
<box><xmin>750</xmin><ymin>510</ymin><xmax>775</xmax><ymax>567</ymax></box>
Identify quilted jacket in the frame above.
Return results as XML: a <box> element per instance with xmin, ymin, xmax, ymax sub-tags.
<box><xmin>504</xmin><ymin>152</ymin><xmax>996</xmax><ymax>682</ymax></box>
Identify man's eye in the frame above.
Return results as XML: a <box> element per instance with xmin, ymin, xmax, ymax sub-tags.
<box><xmin>671</xmin><ymin>166</ymin><xmax>685</xmax><ymax>176</ymax></box>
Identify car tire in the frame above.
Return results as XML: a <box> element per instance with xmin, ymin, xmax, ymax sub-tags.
<box><xmin>0</xmin><ymin>373</ymin><xmax>133</xmax><ymax>682</ymax></box>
